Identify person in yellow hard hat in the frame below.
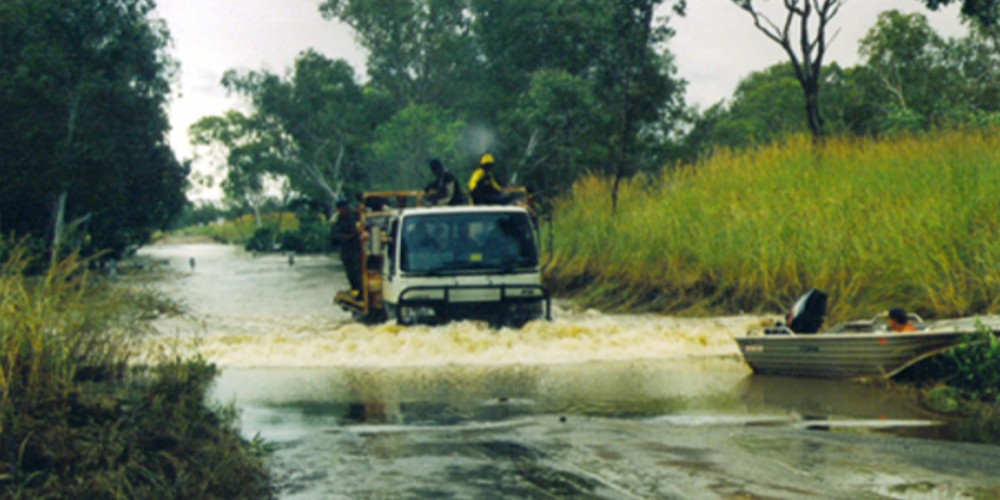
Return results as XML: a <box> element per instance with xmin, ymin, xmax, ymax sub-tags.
<box><xmin>468</xmin><ymin>153</ymin><xmax>510</xmax><ymax>205</ymax></box>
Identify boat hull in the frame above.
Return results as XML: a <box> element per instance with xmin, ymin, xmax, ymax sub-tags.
<box><xmin>736</xmin><ymin>331</ymin><xmax>974</xmax><ymax>379</ymax></box>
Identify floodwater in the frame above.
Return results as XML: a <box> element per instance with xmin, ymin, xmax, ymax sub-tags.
<box><xmin>140</xmin><ymin>243</ymin><xmax>1000</xmax><ymax>499</ymax></box>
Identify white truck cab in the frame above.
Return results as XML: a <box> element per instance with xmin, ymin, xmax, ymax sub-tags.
<box><xmin>335</xmin><ymin>191</ymin><xmax>551</xmax><ymax>327</ymax></box>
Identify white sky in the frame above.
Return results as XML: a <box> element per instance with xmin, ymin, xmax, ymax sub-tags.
<box><xmin>153</xmin><ymin>0</ymin><xmax>966</xmax><ymax>199</ymax></box>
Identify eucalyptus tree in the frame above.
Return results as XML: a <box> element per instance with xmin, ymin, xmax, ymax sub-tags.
<box><xmin>731</xmin><ymin>0</ymin><xmax>843</xmax><ymax>144</ymax></box>
<box><xmin>318</xmin><ymin>0</ymin><xmax>688</xmax><ymax>206</ymax></box>
<box><xmin>0</xmin><ymin>0</ymin><xmax>186</xmax><ymax>257</ymax></box>
<box><xmin>319</xmin><ymin>0</ymin><xmax>481</xmax><ymax>112</ymax></box>
<box><xmin>194</xmin><ymin>51</ymin><xmax>378</xmax><ymax>210</ymax></box>
<box><xmin>851</xmin><ymin>10</ymin><xmax>1000</xmax><ymax>133</ymax></box>
<box><xmin>470</xmin><ymin>0</ymin><xmax>687</xmax><ymax>207</ymax></box>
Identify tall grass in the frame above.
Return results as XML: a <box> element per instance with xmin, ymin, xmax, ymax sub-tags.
<box><xmin>547</xmin><ymin>130</ymin><xmax>1000</xmax><ymax>322</ymax></box>
<box><xmin>0</xmin><ymin>247</ymin><xmax>272</xmax><ymax>497</ymax></box>
<box><xmin>0</xmin><ymin>247</ymin><xmax>140</xmax><ymax>416</ymax></box>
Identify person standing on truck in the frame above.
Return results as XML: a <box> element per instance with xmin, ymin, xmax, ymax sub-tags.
<box><xmin>468</xmin><ymin>153</ymin><xmax>511</xmax><ymax>205</ymax></box>
<box><xmin>331</xmin><ymin>198</ymin><xmax>363</xmax><ymax>295</ymax></box>
<box><xmin>424</xmin><ymin>158</ymin><xmax>467</xmax><ymax>206</ymax></box>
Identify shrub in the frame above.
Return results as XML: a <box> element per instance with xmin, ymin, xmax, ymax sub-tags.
<box><xmin>943</xmin><ymin>321</ymin><xmax>1000</xmax><ymax>403</ymax></box>
<box><xmin>0</xmin><ymin>247</ymin><xmax>273</xmax><ymax>498</ymax></box>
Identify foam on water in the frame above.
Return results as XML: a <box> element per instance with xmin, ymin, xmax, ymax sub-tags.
<box><xmin>149</xmin><ymin>309</ymin><xmax>755</xmax><ymax>368</ymax></box>
<box><xmin>139</xmin><ymin>242</ymin><xmax>759</xmax><ymax>368</ymax></box>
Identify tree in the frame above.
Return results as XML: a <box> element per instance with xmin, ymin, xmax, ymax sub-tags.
<box><xmin>0</xmin><ymin>0</ymin><xmax>187</xmax><ymax>257</ymax></box>
<box><xmin>194</xmin><ymin>51</ymin><xmax>381</xmax><ymax>211</ymax></box>
<box><xmin>923</xmin><ymin>0</ymin><xmax>999</xmax><ymax>28</ymax></box>
<box><xmin>596</xmin><ymin>0</ymin><xmax>687</xmax><ymax>211</ymax></box>
<box><xmin>189</xmin><ymin>111</ymin><xmax>283</xmax><ymax>226</ymax></box>
<box><xmin>503</xmin><ymin>70</ymin><xmax>609</xmax><ymax>201</ymax></box>
<box><xmin>367</xmin><ymin>104</ymin><xmax>468</xmax><ymax>189</ymax></box>
<box><xmin>319</xmin><ymin>0</ymin><xmax>480</xmax><ymax>111</ymax></box>
<box><xmin>845</xmin><ymin>10</ymin><xmax>1000</xmax><ymax>134</ymax></box>
<box><xmin>682</xmin><ymin>62</ymin><xmax>852</xmax><ymax>156</ymax></box>
<box><xmin>731</xmin><ymin>0</ymin><xmax>843</xmax><ymax>144</ymax></box>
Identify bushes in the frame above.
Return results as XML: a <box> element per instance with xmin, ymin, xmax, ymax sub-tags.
<box><xmin>943</xmin><ymin>322</ymin><xmax>1000</xmax><ymax>403</ymax></box>
<box><xmin>0</xmin><ymin>248</ymin><xmax>273</xmax><ymax>498</ymax></box>
<box><xmin>176</xmin><ymin>212</ymin><xmax>330</xmax><ymax>253</ymax></box>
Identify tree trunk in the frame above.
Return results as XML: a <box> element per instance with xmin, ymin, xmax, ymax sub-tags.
<box><xmin>51</xmin><ymin>192</ymin><xmax>67</xmax><ymax>268</ymax></box>
<box><xmin>804</xmin><ymin>77</ymin><xmax>825</xmax><ymax>145</ymax></box>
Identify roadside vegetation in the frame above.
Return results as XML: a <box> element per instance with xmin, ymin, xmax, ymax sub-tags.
<box><xmin>0</xmin><ymin>247</ymin><xmax>272</xmax><ymax>498</ymax></box>
<box><xmin>545</xmin><ymin>130</ymin><xmax>1000</xmax><ymax>325</ymax></box>
<box><xmin>173</xmin><ymin>210</ymin><xmax>330</xmax><ymax>253</ymax></box>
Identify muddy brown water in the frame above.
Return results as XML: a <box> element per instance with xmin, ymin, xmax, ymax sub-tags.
<box><xmin>140</xmin><ymin>243</ymin><xmax>1000</xmax><ymax>499</ymax></box>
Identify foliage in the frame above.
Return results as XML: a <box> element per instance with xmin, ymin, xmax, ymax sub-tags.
<box><xmin>0</xmin><ymin>247</ymin><xmax>272</xmax><ymax>497</ymax></box>
<box><xmin>730</xmin><ymin>0</ymin><xmax>844</xmax><ymax>143</ymax></box>
<box><xmin>685</xmin><ymin>63</ymin><xmax>854</xmax><ymax>155</ymax></box>
<box><xmin>170</xmin><ymin>201</ymin><xmax>231</xmax><ymax>230</ymax></box>
<box><xmin>691</xmin><ymin>10</ymin><xmax>1000</xmax><ymax>153</ymax></box>
<box><xmin>245</xmin><ymin>226</ymin><xmax>279</xmax><ymax>253</ymax></box>
<box><xmin>177</xmin><ymin>212</ymin><xmax>329</xmax><ymax>253</ymax></box>
<box><xmin>0</xmin><ymin>0</ymin><xmax>187</xmax><ymax>257</ymax></box>
<box><xmin>279</xmin><ymin>217</ymin><xmax>331</xmax><ymax>254</ymax></box>
<box><xmin>368</xmin><ymin>104</ymin><xmax>469</xmax><ymax>189</ymax></box>
<box><xmin>942</xmin><ymin>321</ymin><xmax>1000</xmax><ymax>402</ymax></box>
<box><xmin>546</xmin><ymin>130</ymin><xmax>1000</xmax><ymax>323</ymax></box>
<box><xmin>193</xmin><ymin>0</ymin><xmax>688</xmax><ymax>211</ymax></box>
<box><xmin>923</xmin><ymin>0</ymin><xmax>999</xmax><ymax>28</ymax></box>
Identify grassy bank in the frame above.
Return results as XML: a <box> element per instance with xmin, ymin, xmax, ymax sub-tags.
<box><xmin>0</xmin><ymin>247</ymin><xmax>272</xmax><ymax>497</ymax></box>
<box><xmin>174</xmin><ymin>211</ymin><xmax>330</xmax><ymax>253</ymax></box>
<box><xmin>546</xmin><ymin>130</ymin><xmax>1000</xmax><ymax>323</ymax></box>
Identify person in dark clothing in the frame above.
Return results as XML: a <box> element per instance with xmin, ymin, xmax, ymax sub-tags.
<box><xmin>468</xmin><ymin>153</ymin><xmax>511</xmax><ymax>205</ymax></box>
<box><xmin>331</xmin><ymin>199</ymin><xmax>363</xmax><ymax>294</ymax></box>
<box><xmin>424</xmin><ymin>158</ymin><xmax>467</xmax><ymax>206</ymax></box>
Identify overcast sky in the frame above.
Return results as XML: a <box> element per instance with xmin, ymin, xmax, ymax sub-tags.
<box><xmin>153</xmin><ymin>0</ymin><xmax>965</xmax><ymax>196</ymax></box>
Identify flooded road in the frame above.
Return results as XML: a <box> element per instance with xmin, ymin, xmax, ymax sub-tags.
<box><xmin>141</xmin><ymin>243</ymin><xmax>1000</xmax><ymax>499</ymax></box>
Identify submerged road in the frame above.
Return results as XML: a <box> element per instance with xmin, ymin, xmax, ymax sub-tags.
<box><xmin>141</xmin><ymin>242</ymin><xmax>1000</xmax><ymax>499</ymax></box>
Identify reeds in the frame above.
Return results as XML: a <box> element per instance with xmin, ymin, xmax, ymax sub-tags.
<box><xmin>0</xmin><ymin>247</ymin><xmax>141</xmax><ymax>416</ymax></box>
<box><xmin>1</xmin><ymin>246</ymin><xmax>272</xmax><ymax>497</ymax></box>
<box><xmin>547</xmin><ymin>130</ymin><xmax>1000</xmax><ymax>322</ymax></box>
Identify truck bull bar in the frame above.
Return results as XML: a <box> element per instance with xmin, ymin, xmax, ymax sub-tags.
<box><xmin>396</xmin><ymin>284</ymin><xmax>552</xmax><ymax>325</ymax></box>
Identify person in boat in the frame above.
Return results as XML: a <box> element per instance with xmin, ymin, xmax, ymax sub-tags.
<box><xmin>331</xmin><ymin>198</ymin><xmax>363</xmax><ymax>295</ymax></box>
<box><xmin>468</xmin><ymin>153</ymin><xmax>512</xmax><ymax>205</ymax></box>
<box><xmin>888</xmin><ymin>307</ymin><xmax>918</xmax><ymax>332</ymax></box>
<box><xmin>424</xmin><ymin>158</ymin><xmax>467</xmax><ymax>206</ymax></box>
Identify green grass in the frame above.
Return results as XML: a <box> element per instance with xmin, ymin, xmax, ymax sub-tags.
<box><xmin>546</xmin><ymin>130</ymin><xmax>1000</xmax><ymax>323</ymax></box>
<box><xmin>0</xmin><ymin>246</ymin><xmax>273</xmax><ymax>498</ymax></box>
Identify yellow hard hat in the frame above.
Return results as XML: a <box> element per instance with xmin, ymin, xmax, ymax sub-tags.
<box><xmin>480</xmin><ymin>153</ymin><xmax>495</xmax><ymax>165</ymax></box>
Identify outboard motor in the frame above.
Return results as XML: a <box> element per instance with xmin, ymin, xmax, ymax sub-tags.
<box><xmin>786</xmin><ymin>289</ymin><xmax>828</xmax><ymax>334</ymax></box>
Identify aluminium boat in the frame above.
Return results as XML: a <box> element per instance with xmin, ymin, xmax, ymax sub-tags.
<box><xmin>735</xmin><ymin>290</ymin><xmax>1000</xmax><ymax>379</ymax></box>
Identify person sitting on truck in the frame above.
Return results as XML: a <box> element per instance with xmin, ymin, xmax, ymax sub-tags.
<box><xmin>888</xmin><ymin>307</ymin><xmax>918</xmax><ymax>332</ymax></box>
<box><xmin>331</xmin><ymin>199</ymin><xmax>363</xmax><ymax>295</ymax></box>
<box><xmin>424</xmin><ymin>158</ymin><xmax>467</xmax><ymax>206</ymax></box>
<box><xmin>469</xmin><ymin>153</ymin><xmax>511</xmax><ymax>205</ymax></box>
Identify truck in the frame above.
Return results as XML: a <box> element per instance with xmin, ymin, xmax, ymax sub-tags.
<box><xmin>333</xmin><ymin>189</ymin><xmax>551</xmax><ymax>327</ymax></box>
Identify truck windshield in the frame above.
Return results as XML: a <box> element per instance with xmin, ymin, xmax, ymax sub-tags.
<box><xmin>400</xmin><ymin>212</ymin><xmax>538</xmax><ymax>274</ymax></box>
